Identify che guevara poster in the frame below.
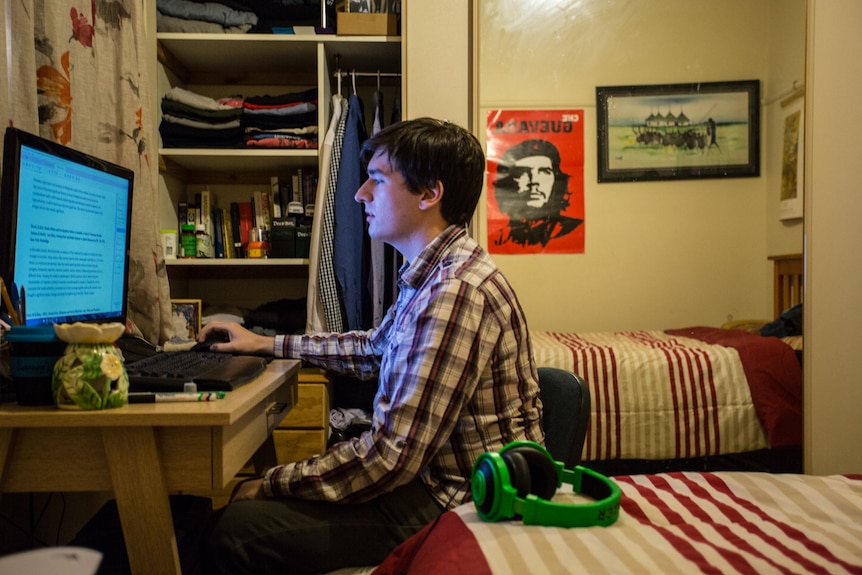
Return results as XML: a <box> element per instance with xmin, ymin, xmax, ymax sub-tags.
<box><xmin>486</xmin><ymin>109</ymin><xmax>585</xmax><ymax>254</ymax></box>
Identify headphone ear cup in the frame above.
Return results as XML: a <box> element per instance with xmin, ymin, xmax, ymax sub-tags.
<box><xmin>501</xmin><ymin>450</ymin><xmax>531</xmax><ymax>498</ymax></box>
<box><xmin>502</xmin><ymin>445</ymin><xmax>558</xmax><ymax>501</ymax></box>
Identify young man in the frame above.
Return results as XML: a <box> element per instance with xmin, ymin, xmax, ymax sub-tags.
<box><xmin>197</xmin><ymin>117</ymin><xmax>542</xmax><ymax>574</ymax></box>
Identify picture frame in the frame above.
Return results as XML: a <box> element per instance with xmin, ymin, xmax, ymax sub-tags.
<box><xmin>170</xmin><ymin>299</ymin><xmax>202</xmax><ymax>339</ymax></box>
<box><xmin>778</xmin><ymin>95</ymin><xmax>804</xmax><ymax>221</ymax></box>
<box><xmin>596</xmin><ymin>80</ymin><xmax>760</xmax><ymax>183</ymax></box>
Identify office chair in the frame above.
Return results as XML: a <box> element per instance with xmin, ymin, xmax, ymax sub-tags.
<box><xmin>537</xmin><ymin>367</ymin><xmax>591</xmax><ymax>469</ymax></box>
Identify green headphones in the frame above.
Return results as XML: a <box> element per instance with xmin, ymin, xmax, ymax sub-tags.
<box><xmin>471</xmin><ymin>441</ymin><xmax>621</xmax><ymax>528</ymax></box>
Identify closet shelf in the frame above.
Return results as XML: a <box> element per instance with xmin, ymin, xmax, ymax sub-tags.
<box><xmin>165</xmin><ymin>258</ymin><xmax>311</xmax><ymax>281</ymax></box>
<box><xmin>157</xmin><ymin>33</ymin><xmax>401</xmax><ymax>85</ymax></box>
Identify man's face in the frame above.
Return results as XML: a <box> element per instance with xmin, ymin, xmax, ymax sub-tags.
<box><xmin>513</xmin><ymin>155</ymin><xmax>555</xmax><ymax>209</ymax></box>
<box><xmin>354</xmin><ymin>150</ymin><xmax>427</xmax><ymax>254</ymax></box>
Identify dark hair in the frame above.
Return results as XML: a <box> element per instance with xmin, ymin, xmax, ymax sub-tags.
<box><xmin>360</xmin><ymin>117</ymin><xmax>485</xmax><ymax>226</ymax></box>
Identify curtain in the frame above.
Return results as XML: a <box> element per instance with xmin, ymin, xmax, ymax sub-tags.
<box><xmin>1</xmin><ymin>0</ymin><xmax>173</xmax><ymax>344</ymax></box>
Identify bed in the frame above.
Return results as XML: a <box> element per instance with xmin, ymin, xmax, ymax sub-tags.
<box><xmin>531</xmin><ymin>254</ymin><xmax>804</xmax><ymax>475</ymax></box>
<box><xmin>372</xmin><ymin>471</ymin><xmax>862</xmax><ymax>575</ymax></box>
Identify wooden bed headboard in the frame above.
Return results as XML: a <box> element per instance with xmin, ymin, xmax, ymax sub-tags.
<box><xmin>769</xmin><ymin>253</ymin><xmax>803</xmax><ymax>317</ymax></box>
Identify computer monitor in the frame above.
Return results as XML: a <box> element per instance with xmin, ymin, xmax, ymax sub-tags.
<box><xmin>0</xmin><ymin>127</ymin><xmax>134</xmax><ymax>327</ymax></box>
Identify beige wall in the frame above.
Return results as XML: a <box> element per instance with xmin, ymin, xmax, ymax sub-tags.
<box><xmin>402</xmin><ymin>0</ymin><xmax>472</xmax><ymax>127</ymax></box>
<box><xmin>474</xmin><ymin>0</ymin><xmax>805</xmax><ymax>332</ymax></box>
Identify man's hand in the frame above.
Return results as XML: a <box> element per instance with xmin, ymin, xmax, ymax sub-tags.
<box><xmin>197</xmin><ymin>320</ymin><xmax>274</xmax><ymax>355</ymax></box>
<box><xmin>230</xmin><ymin>477</ymin><xmax>266</xmax><ymax>502</ymax></box>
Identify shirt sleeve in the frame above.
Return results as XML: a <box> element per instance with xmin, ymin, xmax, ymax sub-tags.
<box><xmin>263</xmin><ymin>277</ymin><xmax>497</xmax><ymax>504</ymax></box>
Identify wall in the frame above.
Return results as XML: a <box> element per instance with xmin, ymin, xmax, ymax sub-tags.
<box><xmin>475</xmin><ymin>0</ymin><xmax>805</xmax><ymax>332</ymax></box>
<box><xmin>402</xmin><ymin>0</ymin><xmax>472</xmax><ymax>127</ymax></box>
<box><xmin>805</xmin><ymin>0</ymin><xmax>862</xmax><ymax>474</ymax></box>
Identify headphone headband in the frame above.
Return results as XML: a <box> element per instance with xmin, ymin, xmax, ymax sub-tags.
<box><xmin>472</xmin><ymin>441</ymin><xmax>621</xmax><ymax>528</ymax></box>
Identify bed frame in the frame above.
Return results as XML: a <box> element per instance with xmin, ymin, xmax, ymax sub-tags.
<box><xmin>769</xmin><ymin>253</ymin><xmax>803</xmax><ymax>317</ymax></box>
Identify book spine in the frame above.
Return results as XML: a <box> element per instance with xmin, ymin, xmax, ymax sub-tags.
<box><xmin>261</xmin><ymin>190</ymin><xmax>273</xmax><ymax>231</ymax></box>
<box><xmin>295</xmin><ymin>218</ymin><xmax>312</xmax><ymax>259</ymax></box>
<box><xmin>212</xmin><ymin>208</ymin><xmax>225</xmax><ymax>258</ymax></box>
<box><xmin>270</xmin><ymin>176</ymin><xmax>283</xmax><ymax>218</ymax></box>
<box><xmin>238</xmin><ymin>201</ymin><xmax>254</xmax><ymax>256</ymax></box>
<box><xmin>303</xmin><ymin>170</ymin><xmax>318</xmax><ymax>218</ymax></box>
<box><xmin>230</xmin><ymin>202</ymin><xmax>244</xmax><ymax>258</ymax></box>
<box><xmin>222</xmin><ymin>207</ymin><xmax>234</xmax><ymax>259</ymax></box>
<box><xmin>270</xmin><ymin>216</ymin><xmax>297</xmax><ymax>258</ymax></box>
<box><xmin>177</xmin><ymin>201</ymin><xmax>189</xmax><ymax>232</ymax></box>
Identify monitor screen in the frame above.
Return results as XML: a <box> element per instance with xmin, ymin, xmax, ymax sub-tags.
<box><xmin>0</xmin><ymin>127</ymin><xmax>134</xmax><ymax>327</ymax></box>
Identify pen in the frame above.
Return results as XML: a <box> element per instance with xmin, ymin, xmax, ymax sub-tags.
<box><xmin>128</xmin><ymin>391</ymin><xmax>226</xmax><ymax>403</ymax></box>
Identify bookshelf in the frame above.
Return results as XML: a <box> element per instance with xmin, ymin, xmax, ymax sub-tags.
<box><xmin>152</xmin><ymin>23</ymin><xmax>402</xmax><ymax>311</ymax></box>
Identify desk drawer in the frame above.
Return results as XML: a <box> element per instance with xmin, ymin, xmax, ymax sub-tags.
<box><xmin>280</xmin><ymin>382</ymin><xmax>328</xmax><ymax>429</ymax></box>
<box><xmin>273</xmin><ymin>429</ymin><xmax>327</xmax><ymax>463</ymax></box>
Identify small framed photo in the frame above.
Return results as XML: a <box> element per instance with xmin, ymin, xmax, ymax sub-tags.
<box><xmin>170</xmin><ymin>299</ymin><xmax>202</xmax><ymax>339</ymax></box>
<box><xmin>596</xmin><ymin>79</ymin><xmax>760</xmax><ymax>182</ymax></box>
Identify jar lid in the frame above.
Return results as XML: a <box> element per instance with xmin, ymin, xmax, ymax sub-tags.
<box><xmin>181</xmin><ymin>224</ymin><xmax>195</xmax><ymax>231</ymax></box>
<box><xmin>196</xmin><ymin>224</ymin><xmax>206</xmax><ymax>231</ymax></box>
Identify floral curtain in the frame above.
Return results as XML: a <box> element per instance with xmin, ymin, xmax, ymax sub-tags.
<box><xmin>1</xmin><ymin>0</ymin><xmax>173</xmax><ymax>344</ymax></box>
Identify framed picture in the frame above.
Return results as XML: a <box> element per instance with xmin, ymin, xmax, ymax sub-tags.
<box><xmin>596</xmin><ymin>80</ymin><xmax>760</xmax><ymax>182</ymax></box>
<box><xmin>778</xmin><ymin>95</ymin><xmax>804</xmax><ymax>221</ymax></box>
<box><xmin>170</xmin><ymin>299</ymin><xmax>202</xmax><ymax>339</ymax></box>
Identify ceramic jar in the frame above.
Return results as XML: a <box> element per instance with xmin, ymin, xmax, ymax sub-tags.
<box><xmin>52</xmin><ymin>322</ymin><xmax>129</xmax><ymax>410</ymax></box>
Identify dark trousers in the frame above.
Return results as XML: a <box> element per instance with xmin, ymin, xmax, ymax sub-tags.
<box><xmin>200</xmin><ymin>479</ymin><xmax>443</xmax><ymax>575</ymax></box>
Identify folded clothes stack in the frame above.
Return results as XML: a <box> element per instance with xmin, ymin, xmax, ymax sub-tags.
<box><xmin>159</xmin><ymin>86</ymin><xmax>244</xmax><ymax>148</ymax></box>
<box><xmin>242</xmin><ymin>88</ymin><xmax>320</xmax><ymax>149</ymax></box>
<box><xmin>156</xmin><ymin>0</ymin><xmax>329</xmax><ymax>34</ymax></box>
<box><xmin>156</xmin><ymin>0</ymin><xmax>258</xmax><ymax>33</ymax></box>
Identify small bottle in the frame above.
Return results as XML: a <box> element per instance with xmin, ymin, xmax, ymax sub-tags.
<box><xmin>247</xmin><ymin>227</ymin><xmax>270</xmax><ymax>259</ymax></box>
<box><xmin>195</xmin><ymin>224</ymin><xmax>213</xmax><ymax>258</ymax></box>
<box><xmin>180</xmin><ymin>224</ymin><xmax>197</xmax><ymax>258</ymax></box>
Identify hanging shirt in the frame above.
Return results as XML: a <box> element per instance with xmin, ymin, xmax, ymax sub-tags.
<box><xmin>333</xmin><ymin>93</ymin><xmax>371</xmax><ymax>331</ymax></box>
<box><xmin>306</xmin><ymin>94</ymin><xmax>345</xmax><ymax>333</ymax></box>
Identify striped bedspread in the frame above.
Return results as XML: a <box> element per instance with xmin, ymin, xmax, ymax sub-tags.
<box><xmin>375</xmin><ymin>472</ymin><xmax>862</xmax><ymax>575</ymax></box>
<box><xmin>531</xmin><ymin>328</ymin><xmax>802</xmax><ymax>461</ymax></box>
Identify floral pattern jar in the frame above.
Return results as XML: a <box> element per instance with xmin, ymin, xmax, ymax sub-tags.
<box><xmin>52</xmin><ymin>322</ymin><xmax>129</xmax><ymax>410</ymax></box>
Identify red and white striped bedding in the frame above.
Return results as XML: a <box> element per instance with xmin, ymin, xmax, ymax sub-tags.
<box><xmin>375</xmin><ymin>472</ymin><xmax>862</xmax><ymax>575</ymax></box>
<box><xmin>531</xmin><ymin>328</ymin><xmax>802</xmax><ymax>461</ymax></box>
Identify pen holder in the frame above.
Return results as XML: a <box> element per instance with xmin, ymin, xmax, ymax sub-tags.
<box><xmin>5</xmin><ymin>325</ymin><xmax>66</xmax><ymax>406</ymax></box>
<box><xmin>52</xmin><ymin>322</ymin><xmax>129</xmax><ymax>410</ymax></box>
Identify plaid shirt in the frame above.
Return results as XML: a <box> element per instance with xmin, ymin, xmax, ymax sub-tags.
<box><xmin>266</xmin><ymin>225</ymin><xmax>542</xmax><ymax>508</ymax></box>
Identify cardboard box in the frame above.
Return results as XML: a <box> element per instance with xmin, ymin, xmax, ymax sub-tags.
<box><xmin>337</xmin><ymin>10</ymin><xmax>398</xmax><ymax>36</ymax></box>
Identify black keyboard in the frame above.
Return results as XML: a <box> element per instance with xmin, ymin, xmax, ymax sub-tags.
<box><xmin>125</xmin><ymin>351</ymin><xmax>271</xmax><ymax>392</ymax></box>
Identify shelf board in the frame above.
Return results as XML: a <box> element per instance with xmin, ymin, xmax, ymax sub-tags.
<box><xmin>157</xmin><ymin>33</ymin><xmax>402</xmax><ymax>84</ymax></box>
<box><xmin>166</xmin><ymin>258</ymin><xmax>310</xmax><ymax>280</ymax></box>
<box><xmin>167</xmin><ymin>258</ymin><xmax>309</xmax><ymax>266</ymax></box>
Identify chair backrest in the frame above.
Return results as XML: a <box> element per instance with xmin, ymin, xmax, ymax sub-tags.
<box><xmin>537</xmin><ymin>367</ymin><xmax>591</xmax><ymax>469</ymax></box>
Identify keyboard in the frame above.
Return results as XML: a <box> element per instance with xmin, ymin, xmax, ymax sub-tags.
<box><xmin>125</xmin><ymin>351</ymin><xmax>272</xmax><ymax>392</ymax></box>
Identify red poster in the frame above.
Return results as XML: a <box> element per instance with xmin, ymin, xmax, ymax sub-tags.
<box><xmin>486</xmin><ymin>110</ymin><xmax>585</xmax><ymax>254</ymax></box>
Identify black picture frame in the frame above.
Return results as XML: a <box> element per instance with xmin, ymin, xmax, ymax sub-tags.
<box><xmin>596</xmin><ymin>80</ymin><xmax>760</xmax><ymax>183</ymax></box>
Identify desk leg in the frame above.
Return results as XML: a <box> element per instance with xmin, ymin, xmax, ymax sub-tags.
<box><xmin>102</xmin><ymin>427</ymin><xmax>182</xmax><ymax>575</ymax></box>
<box><xmin>0</xmin><ymin>428</ymin><xmax>13</xmax><ymax>499</ymax></box>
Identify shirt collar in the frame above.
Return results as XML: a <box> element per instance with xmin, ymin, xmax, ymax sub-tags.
<box><xmin>399</xmin><ymin>225</ymin><xmax>466</xmax><ymax>289</ymax></box>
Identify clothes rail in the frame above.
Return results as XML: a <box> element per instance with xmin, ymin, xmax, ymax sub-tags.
<box><xmin>334</xmin><ymin>69</ymin><xmax>401</xmax><ymax>95</ymax></box>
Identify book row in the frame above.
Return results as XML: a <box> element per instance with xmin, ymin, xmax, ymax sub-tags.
<box><xmin>176</xmin><ymin>170</ymin><xmax>318</xmax><ymax>259</ymax></box>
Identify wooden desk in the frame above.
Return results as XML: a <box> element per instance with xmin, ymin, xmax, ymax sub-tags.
<box><xmin>0</xmin><ymin>359</ymin><xmax>300</xmax><ymax>575</ymax></box>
